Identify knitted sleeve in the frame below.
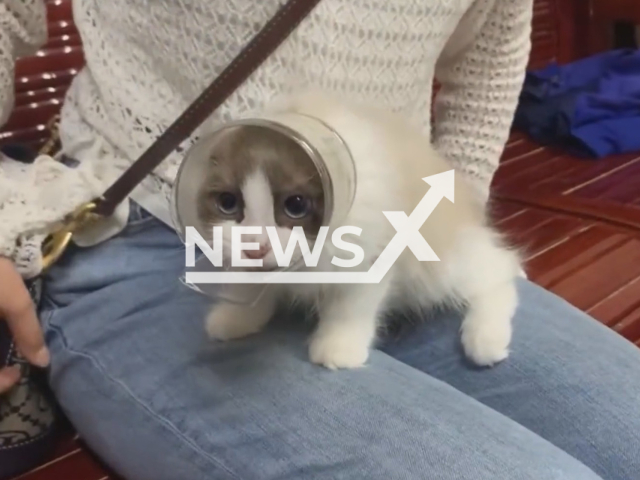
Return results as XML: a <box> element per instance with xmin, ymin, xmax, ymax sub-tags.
<box><xmin>432</xmin><ymin>0</ymin><xmax>533</xmax><ymax>200</ymax></box>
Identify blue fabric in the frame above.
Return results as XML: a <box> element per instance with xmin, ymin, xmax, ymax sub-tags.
<box><xmin>37</xmin><ymin>201</ymin><xmax>640</xmax><ymax>480</ymax></box>
<box><xmin>514</xmin><ymin>49</ymin><xmax>640</xmax><ymax>158</ymax></box>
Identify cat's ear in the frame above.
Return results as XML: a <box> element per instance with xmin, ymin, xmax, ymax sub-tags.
<box><xmin>206</xmin><ymin>125</ymin><xmax>245</xmax><ymax>165</ymax></box>
<box><xmin>212</xmin><ymin>125</ymin><xmax>244</xmax><ymax>146</ymax></box>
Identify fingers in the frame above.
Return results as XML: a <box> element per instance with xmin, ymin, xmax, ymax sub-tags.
<box><xmin>2</xmin><ymin>292</ymin><xmax>50</xmax><ymax>367</ymax></box>
<box><xmin>0</xmin><ymin>259</ymin><xmax>50</xmax><ymax>368</ymax></box>
<box><xmin>0</xmin><ymin>365</ymin><xmax>20</xmax><ymax>394</ymax></box>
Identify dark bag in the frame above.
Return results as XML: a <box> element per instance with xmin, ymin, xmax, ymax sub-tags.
<box><xmin>0</xmin><ymin>278</ymin><xmax>62</xmax><ymax>480</ymax></box>
<box><xmin>0</xmin><ymin>1</ymin><xmax>322</xmax><ymax>477</ymax></box>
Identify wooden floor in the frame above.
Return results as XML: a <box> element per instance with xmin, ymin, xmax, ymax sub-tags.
<box><xmin>11</xmin><ymin>132</ymin><xmax>640</xmax><ymax>480</ymax></box>
<box><xmin>494</xmin><ymin>134</ymin><xmax>640</xmax><ymax>346</ymax></box>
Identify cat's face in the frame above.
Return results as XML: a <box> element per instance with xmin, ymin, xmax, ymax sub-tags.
<box><xmin>197</xmin><ymin>126</ymin><xmax>325</xmax><ymax>270</ymax></box>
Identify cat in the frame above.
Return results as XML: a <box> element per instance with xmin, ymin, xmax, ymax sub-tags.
<box><xmin>196</xmin><ymin>91</ymin><xmax>522</xmax><ymax>370</ymax></box>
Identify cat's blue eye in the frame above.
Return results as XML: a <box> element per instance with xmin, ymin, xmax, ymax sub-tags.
<box><xmin>284</xmin><ymin>195</ymin><xmax>309</xmax><ymax>219</ymax></box>
<box><xmin>217</xmin><ymin>192</ymin><xmax>239</xmax><ymax>215</ymax></box>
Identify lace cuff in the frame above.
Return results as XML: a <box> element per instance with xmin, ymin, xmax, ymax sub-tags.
<box><xmin>0</xmin><ymin>155</ymin><xmax>103</xmax><ymax>278</ymax></box>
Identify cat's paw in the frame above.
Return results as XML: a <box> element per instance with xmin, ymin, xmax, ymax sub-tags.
<box><xmin>308</xmin><ymin>330</ymin><xmax>370</xmax><ymax>370</ymax></box>
<box><xmin>460</xmin><ymin>318</ymin><xmax>511</xmax><ymax>367</ymax></box>
<box><xmin>205</xmin><ymin>303</ymin><xmax>268</xmax><ymax>341</ymax></box>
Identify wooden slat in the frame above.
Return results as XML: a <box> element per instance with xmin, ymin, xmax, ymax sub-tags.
<box><xmin>589</xmin><ymin>276</ymin><xmax>640</xmax><ymax>328</ymax></box>
<box><xmin>528</xmin><ymin>0</ymin><xmax>559</xmax><ymax>67</ymax></box>
<box><xmin>13</xmin><ymin>449</ymin><xmax>111</xmax><ymax>480</ymax></box>
<box><xmin>15</xmin><ymin>86</ymin><xmax>67</xmax><ymax>106</ymax></box>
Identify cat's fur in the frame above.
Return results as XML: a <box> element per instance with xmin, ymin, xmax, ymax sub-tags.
<box><xmin>197</xmin><ymin>91</ymin><xmax>521</xmax><ymax>370</ymax></box>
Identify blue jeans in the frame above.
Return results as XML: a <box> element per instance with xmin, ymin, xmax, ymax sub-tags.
<box><xmin>39</xmin><ymin>202</ymin><xmax>640</xmax><ymax>480</ymax></box>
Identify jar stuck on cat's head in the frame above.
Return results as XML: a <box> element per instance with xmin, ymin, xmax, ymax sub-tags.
<box><xmin>171</xmin><ymin>110</ymin><xmax>357</xmax><ymax>304</ymax></box>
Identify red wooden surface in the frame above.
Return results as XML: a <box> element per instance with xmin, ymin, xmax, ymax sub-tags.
<box><xmin>6</xmin><ymin>0</ymin><xmax>640</xmax><ymax>478</ymax></box>
<box><xmin>586</xmin><ymin>0</ymin><xmax>640</xmax><ymax>53</ymax></box>
<box><xmin>0</xmin><ymin>0</ymin><xmax>84</xmax><ymax>149</ymax></box>
<box><xmin>493</xmin><ymin>136</ymin><xmax>640</xmax><ymax>342</ymax></box>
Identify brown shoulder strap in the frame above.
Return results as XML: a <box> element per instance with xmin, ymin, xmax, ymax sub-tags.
<box><xmin>93</xmin><ymin>0</ymin><xmax>322</xmax><ymax>217</ymax></box>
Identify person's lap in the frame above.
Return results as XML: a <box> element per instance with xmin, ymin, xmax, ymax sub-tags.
<box><xmin>38</xmin><ymin>204</ymin><xmax>640</xmax><ymax>480</ymax></box>
<box><xmin>380</xmin><ymin>280</ymin><xmax>640</xmax><ymax>480</ymax></box>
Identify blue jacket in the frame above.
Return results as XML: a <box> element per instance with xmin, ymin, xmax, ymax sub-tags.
<box><xmin>513</xmin><ymin>49</ymin><xmax>640</xmax><ymax>158</ymax></box>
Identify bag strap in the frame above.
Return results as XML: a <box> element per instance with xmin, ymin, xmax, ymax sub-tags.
<box><xmin>93</xmin><ymin>0</ymin><xmax>322</xmax><ymax>217</ymax></box>
<box><xmin>40</xmin><ymin>0</ymin><xmax>322</xmax><ymax>269</ymax></box>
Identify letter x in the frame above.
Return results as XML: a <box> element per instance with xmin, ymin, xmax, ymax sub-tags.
<box><xmin>383</xmin><ymin>211</ymin><xmax>438</xmax><ymax>261</ymax></box>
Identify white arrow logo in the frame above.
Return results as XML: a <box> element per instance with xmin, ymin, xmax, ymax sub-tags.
<box><xmin>184</xmin><ymin>169</ymin><xmax>454</xmax><ymax>284</ymax></box>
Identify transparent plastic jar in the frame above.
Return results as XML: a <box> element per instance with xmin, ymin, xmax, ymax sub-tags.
<box><xmin>171</xmin><ymin>111</ymin><xmax>357</xmax><ymax>304</ymax></box>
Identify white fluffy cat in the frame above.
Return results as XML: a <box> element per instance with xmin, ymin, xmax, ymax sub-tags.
<box><xmin>197</xmin><ymin>91</ymin><xmax>521</xmax><ymax>370</ymax></box>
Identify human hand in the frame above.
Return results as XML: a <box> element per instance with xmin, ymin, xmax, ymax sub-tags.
<box><xmin>0</xmin><ymin>257</ymin><xmax>50</xmax><ymax>394</ymax></box>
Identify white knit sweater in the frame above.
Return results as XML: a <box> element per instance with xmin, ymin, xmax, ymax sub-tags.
<box><xmin>0</xmin><ymin>0</ymin><xmax>533</xmax><ymax>278</ymax></box>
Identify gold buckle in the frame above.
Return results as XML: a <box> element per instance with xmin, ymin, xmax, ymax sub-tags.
<box><xmin>38</xmin><ymin>114</ymin><xmax>99</xmax><ymax>270</ymax></box>
<box><xmin>39</xmin><ymin>114</ymin><xmax>61</xmax><ymax>157</ymax></box>
<box><xmin>41</xmin><ymin>201</ymin><xmax>100</xmax><ymax>270</ymax></box>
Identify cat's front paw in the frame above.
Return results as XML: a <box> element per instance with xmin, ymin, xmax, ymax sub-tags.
<box><xmin>460</xmin><ymin>318</ymin><xmax>511</xmax><ymax>367</ymax></box>
<box><xmin>309</xmin><ymin>330</ymin><xmax>370</xmax><ymax>370</ymax></box>
<box><xmin>205</xmin><ymin>303</ymin><xmax>269</xmax><ymax>341</ymax></box>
